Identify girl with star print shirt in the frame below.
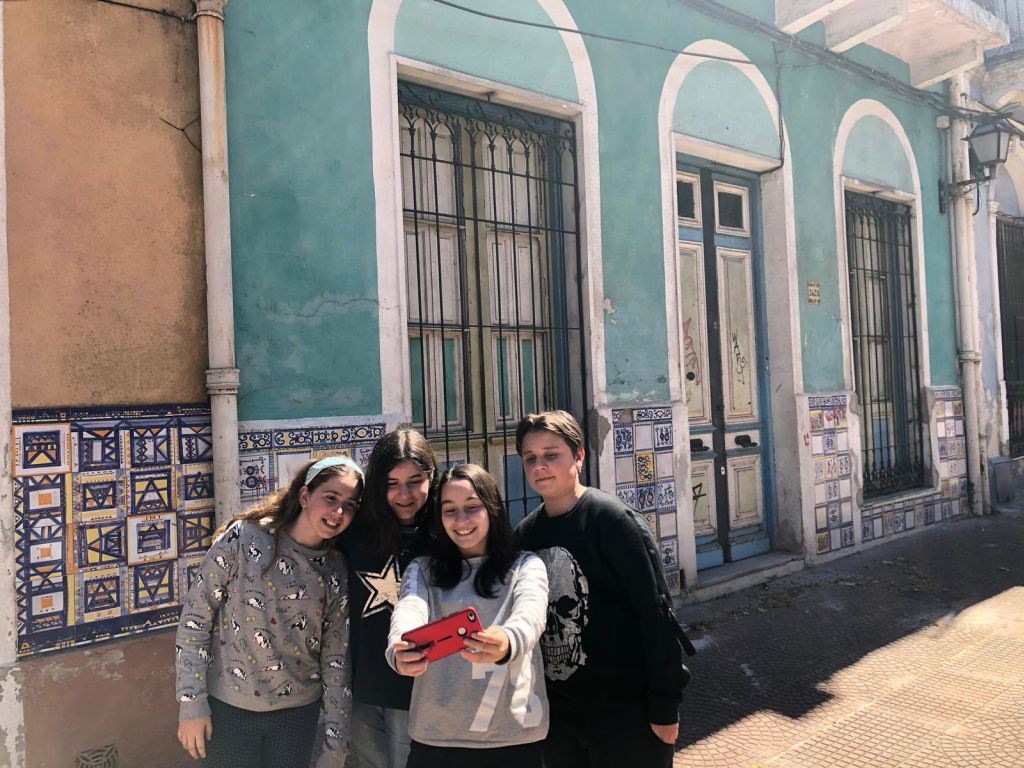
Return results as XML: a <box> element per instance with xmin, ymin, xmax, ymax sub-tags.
<box><xmin>335</xmin><ymin>428</ymin><xmax>438</xmax><ymax>768</ymax></box>
<box><xmin>175</xmin><ymin>457</ymin><xmax>360</xmax><ymax>768</ymax></box>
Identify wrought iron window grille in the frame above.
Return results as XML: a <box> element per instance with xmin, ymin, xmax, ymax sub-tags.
<box><xmin>397</xmin><ymin>80</ymin><xmax>591</xmax><ymax>521</ymax></box>
<box><xmin>845</xmin><ymin>191</ymin><xmax>927</xmax><ymax>497</ymax></box>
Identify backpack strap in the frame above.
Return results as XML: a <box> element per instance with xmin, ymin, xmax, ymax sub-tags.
<box><xmin>628</xmin><ymin>510</ymin><xmax>698</xmax><ymax>657</ymax></box>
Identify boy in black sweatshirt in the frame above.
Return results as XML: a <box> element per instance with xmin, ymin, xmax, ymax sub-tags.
<box><xmin>514</xmin><ymin>410</ymin><xmax>683</xmax><ymax>768</ymax></box>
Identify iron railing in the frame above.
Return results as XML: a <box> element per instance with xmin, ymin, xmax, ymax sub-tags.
<box><xmin>397</xmin><ymin>81</ymin><xmax>590</xmax><ymax>522</ymax></box>
<box><xmin>998</xmin><ymin>215</ymin><xmax>1024</xmax><ymax>456</ymax></box>
<box><xmin>845</xmin><ymin>192</ymin><xmax>927</xmax><ymax>497</ymax></box>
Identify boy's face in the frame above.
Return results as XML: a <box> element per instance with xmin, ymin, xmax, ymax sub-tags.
<box><xmin>520</xmin><ymin>430</ymin><xmax>584</xmax><ymax>500</ymax></box>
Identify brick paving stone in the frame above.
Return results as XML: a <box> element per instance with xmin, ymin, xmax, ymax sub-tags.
<box><xmin>673</xmin><ymin>516</ymin><xmax>1024</xmax><ymax>768</ymax></box>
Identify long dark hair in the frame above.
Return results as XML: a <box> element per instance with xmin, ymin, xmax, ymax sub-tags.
<box><xmin>360</xmin><ymin>427</ymin><xmax>438</xmax><ymax>555</ymax></box>
<box><xmin>428</xmin><ymin>464</ymin><xmax>518</xmax><ymax>599</ymax></box>
<box><xmin>214</xmin><ymin>458</ymin><xmax>363</xmax><ymax>573</ymax></box>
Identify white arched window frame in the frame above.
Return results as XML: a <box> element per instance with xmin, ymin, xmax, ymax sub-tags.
<box><xmin>366</xmin><ymin>0</ymin><xmax>610</xmax><ymax>474</ymax></box>
<box><xmin>833</xmin><ymin>100</ymin><xmax>935</xmax><ymax>496</ymax></box>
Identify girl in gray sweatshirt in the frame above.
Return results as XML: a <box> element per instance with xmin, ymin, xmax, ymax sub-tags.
<box><xmin>386</xmin><ymin>464</ymin><xmax>549</xmax><ymax>768</ymax></box>
<box><xmin>176</xmin><ymin>456</ymin><xmax>361</xmax><ymax>768</ymax></box>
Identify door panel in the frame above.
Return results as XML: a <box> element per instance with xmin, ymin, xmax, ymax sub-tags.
<box><xmin>717</xmin><ymin>247</ymin><xmax>758</xmax><ymax>424</ymax></box>
<box><xmin>679</xmin><ymin>242</ymin><xmax>712</xmax><ymax>426</ymax></box>
<box><xmin>690</xmin><ymin>460</ymin><xmax>717</xmax><ymax>537</ymax></box>
<box><xmin>727</xmin><ymin>454</ymin><xmax>762</xmax><ymax>529</ymax></box>
<box><xmin>678</xmin><ymin>161</ymin><xmax>771</xmax><ymax>568</ymax></box>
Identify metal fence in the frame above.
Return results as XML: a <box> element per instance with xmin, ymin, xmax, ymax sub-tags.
<box><xmin>397</xmin><ymin>80</ymin><xmax>590</xmax><ymax>522</ymax></box>
<box><xmin>997</xmin><ymin>215</ymin><xmax>1024</xmax><ymax>457</ymax></box>
<box><xmin>845</xmin><ymin>192</ymin><xmax>927</xmax><ymax>497</ymax></box>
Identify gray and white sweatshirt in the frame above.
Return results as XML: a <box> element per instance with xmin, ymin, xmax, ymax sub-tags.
<box><xmin>386</xmin><ymin>552</ymin><xmax>549</xmax><ymax>749</ymax></box>
<box><xmin>175</xmin><ymin>520</ymin><xmax>351</xmax><ymax>766</ymax></box>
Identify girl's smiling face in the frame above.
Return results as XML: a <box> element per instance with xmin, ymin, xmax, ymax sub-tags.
<box><xmin>439</xmin><ymin>478</ymin><xmax>490</xmax><ymax>558</ymax></box>
<box><xmin>387</xmin><ymin>460</ymin><xmax>431</xmax><ymax>523</ymax></box>
<box><xmin>292</xmin><ymin>474</ymin><xmax>360</xmax><ymax>547</ymax></box>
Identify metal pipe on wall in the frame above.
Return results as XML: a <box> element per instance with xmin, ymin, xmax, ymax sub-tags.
<box><xmin>195</xmin><ymin>0</ymin><xmax>241</xmax><ymax>524</ymax></box>
<box><xmin>948</xmin><ymin>74</ymin><xmax>985</xmax><ymax>515</ymax></box>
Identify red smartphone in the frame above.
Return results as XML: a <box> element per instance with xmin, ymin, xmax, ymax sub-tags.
<box><xmin>401</xmin><ymin>607</ymin><xmax>483</xmax><ymax>662</ymax></box>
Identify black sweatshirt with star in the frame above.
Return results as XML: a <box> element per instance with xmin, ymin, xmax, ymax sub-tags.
<box><xmin>515</xmin><ymin>487</ymin><xmax>684</xmax><ymax>726</ymax></box>
<box><xmin>338</xmin><ymin>517</ymin><xmax>425</xmax><ymax>709</ymax></box>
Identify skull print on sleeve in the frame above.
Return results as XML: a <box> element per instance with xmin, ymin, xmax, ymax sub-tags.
<box><xmin>534</xmin><ymin>547</ymin><xmax>589</xmax><ymax>681</ymax></box>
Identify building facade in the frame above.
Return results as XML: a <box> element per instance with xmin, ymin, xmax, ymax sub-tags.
<box><xmin>1</xmin><ymin>0</ymin><xmax>1021</xmax><ymax>764</ymax></box>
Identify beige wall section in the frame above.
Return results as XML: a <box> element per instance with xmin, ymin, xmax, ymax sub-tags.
<box><xmin>21</xmin><ymin>633</ymin><xmax>182</xmax><ymax>768</ymax></box>
<box><xmin>5</xmin><ymin>2</ymin><xmax>207</xmax><ymax>765</ymax></box>
<box><xmin>5</xmin><ymin>0</ymin><xmax>207</xmax><ymax>407</ymax></box>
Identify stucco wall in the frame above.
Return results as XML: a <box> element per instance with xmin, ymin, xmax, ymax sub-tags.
<box><xmin>4</xmin><ymin>1</ymin><xmax>204</xmax><ymax>764</ymax></box>
<box><xmin>5</xmin><ymin>0</ymin><xmax>206</xmax><ymax>408</ymax></box>
<box><xmin>224</xmin><ymin>0</ymin><xmax>959</xmax><ymax>415</ymax></box>
<box><xmin>20</xmin><ymin>633</ymin><xmax>182</xmax><ymax>768</ymax></box>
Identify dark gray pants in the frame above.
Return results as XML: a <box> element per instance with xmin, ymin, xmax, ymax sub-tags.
<box><xmin>205</xmin><ymin>696</ymin><xmax>321</xmax><ymax>768</ymax></box>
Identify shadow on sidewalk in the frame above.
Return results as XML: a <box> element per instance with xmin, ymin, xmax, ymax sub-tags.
<box><xmin>674</xmin><ymin>514</ymin><xmax>1024</xmax><ymax>751</ymax></box>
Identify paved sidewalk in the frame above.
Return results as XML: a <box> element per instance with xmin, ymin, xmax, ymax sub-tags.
<box><xmin>674</xmin><ymin>514</ymin><xmax>1024</xmax><ymax>768</ymax></box>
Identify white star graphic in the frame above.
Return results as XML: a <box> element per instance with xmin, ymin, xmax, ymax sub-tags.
<box><xmin>356</xmin><ymin>556</ymin><xmax>402</xmax><ymax>618</ymax></box>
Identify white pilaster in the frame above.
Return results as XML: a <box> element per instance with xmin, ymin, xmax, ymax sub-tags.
<box><xmin>195</xmin><ymin>0</ymin><xmax>241</xmax><ymax>524</ymax></box>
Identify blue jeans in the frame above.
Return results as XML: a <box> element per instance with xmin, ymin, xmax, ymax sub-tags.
<box><xmin>350</xmin><ymin>701</ymin><xmax>411</xmax><ymax>768</ymax></box>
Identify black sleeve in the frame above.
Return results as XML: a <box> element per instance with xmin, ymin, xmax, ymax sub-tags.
<box><xmin>514</xmin><ymin>512</ymin><xmax>537</xmax><ymax>550</ymax></box>
<box><xmin>598</xmin><ymin>506</ymin><xmax>683</xmax><ymax>725</ymax></box>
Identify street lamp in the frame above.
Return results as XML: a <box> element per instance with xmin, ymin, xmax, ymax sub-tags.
<box><xmin>939</xmin><ymin>118</ymin><xmax>1014</xmax><ymax>213</ymax></box>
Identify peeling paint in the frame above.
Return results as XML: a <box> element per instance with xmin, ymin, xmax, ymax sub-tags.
<box><xmin>592</xmin><ymin>410</ymin><xmax>612</xmax><ymax>458</ymax></box>
<box><xmin>602</xmin><ymin>297</ymin><xmax>617</xmax><ymax>325</ymax></box>
<box><xmin>38</xmin><ymin>648</ymin><xmax>126</xmax><ymax>683</ymax></box>
<box><xmin>0</xmin><ymin>666</ymin><xmax>25</xmax><ymax>768</ymax></box>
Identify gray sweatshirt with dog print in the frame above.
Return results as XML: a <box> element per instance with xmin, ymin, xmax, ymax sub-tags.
<box><xmin>175</xmin><ymin>520</ymin><xmax>351</xmax><ymax>765</ymax></box>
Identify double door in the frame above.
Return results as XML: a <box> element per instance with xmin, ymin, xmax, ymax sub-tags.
<box><xmin>676</xmin><ymin>161</ymin><xmax>771</xmax><ymax>568</ymax></box>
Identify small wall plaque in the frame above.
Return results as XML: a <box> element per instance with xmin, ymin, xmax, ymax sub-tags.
<box><xmin>807</xmin><ymin>281</ymin><xmax>821</xmax><ymax>304</ymax></box>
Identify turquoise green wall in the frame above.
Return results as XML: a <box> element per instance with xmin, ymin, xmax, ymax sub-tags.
<box><xmin>673</xmin><ymin>60</ymin><xmax>780</xmax><ymax>159</ymax></box>
<box><xmin>842</xmin><ymin>115</ymin><xmax>914</xmax><ymax>192</ymax></box>
<box><xmin>225</xmin><ymin>1</ymin><xmax>380</xmax><ymax>420</ymax></box>
<box><xmin>224</xmin><ymin>0</ymin><xmax>959</xmax><ymax>420</ymax></box>
<box><xmin>396</xmin><ymin>0</ymin><xmax>577</xmax><ymax>102</ymax></box>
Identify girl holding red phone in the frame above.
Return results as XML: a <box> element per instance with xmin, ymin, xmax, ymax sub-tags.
<box><xmin>387</xmin><ymin>464</ymin><xmax>549</xmax><ymax>768</ymax></box>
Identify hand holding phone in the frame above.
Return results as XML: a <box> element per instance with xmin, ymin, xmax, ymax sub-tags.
<box><xmin>392</xmin><ymin>640</ymin><xmax>429</xmax><ymax>677</ymax></box>
<box><xmin>460</xmin><ymin>625</ymin><xmax>510</xmax><ymax>664</ymax></box>
<box><xmin>401</xmin><ymin>607</ymin><xmax>483</xmax><ymax>662</ymax></box>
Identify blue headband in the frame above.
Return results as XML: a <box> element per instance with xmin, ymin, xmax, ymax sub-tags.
<box><xmin>305</xmin><ymin>456</ymin><xmax>364</xmax><ymax>486</ymax></box>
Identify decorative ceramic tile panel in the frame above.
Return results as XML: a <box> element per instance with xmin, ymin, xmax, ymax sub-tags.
<box><xmin>860</xmin><ymin>387</ymin><xmax>967</xmax><ymax>544</ymax></box>
<box><xmin>237</xmin><ymin>421</ymin><xmax>385</xmax><ymax>504</ymax></box>
<box><xmin>13</xmin><ymin>408</ymin><xmax>389</xmax><ymax>659</ymax></box>
<box><xmin>611</xmin><ymin>406</ymin><xmax>681</xmax><ymax>595</ymax></box>
<box><xmin>13</xmin><ymin>404</ymin><xmax>212</xmax><ymax>658</ymax></box>
<box><xmin>808</xmin><ymin>394</ymin><xmax>856</xmax><ymax>555</ymax></box>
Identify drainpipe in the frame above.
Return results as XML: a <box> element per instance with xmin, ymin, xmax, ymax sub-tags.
<box><xmin>195</xmin><ymin>0</ymin><xmax>240</xmax><ymax>524</ymax></box>
<box><xmin>948</xmin><ymin>74</ymin><xmax>984</xmax><ymax>515</ymax></box>
<box><xmin>0</xmin><ymin>5</ymin><xmax>26</xmax><ymax>764</ymax></box>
